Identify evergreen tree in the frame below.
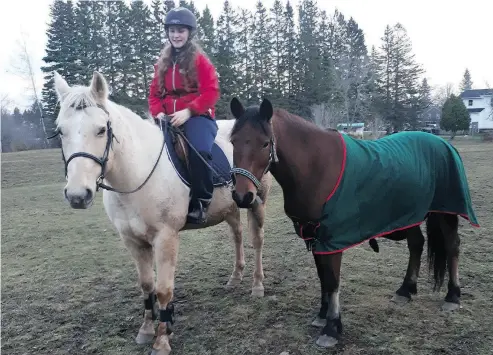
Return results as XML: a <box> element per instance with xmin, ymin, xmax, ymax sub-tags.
<box><xmin>282</xmin><ymin>0</ymin><xmax>299</xmax><ymax>112</ymax></box>
<box><xmin>41</xmin><ymin>0</ymin><xmax>77</xmax><ymax>140</ymax></box>
<box><xmin>235</xmin><ymin>8</ymin><xmax>254</xmax><ymax>103</ymax></box>
<box><xmin>250</xmin><ymin>0</ymin><xmax>273</xmax><ymax>102</ymax></box>
<box><xmin>150</xmin><ymin>0</ymin><xmax>165</xmax><ymax>46</ymax></box>
<box><xmin>440</xmin><ymin>94</ymin><xmax>471</xmax><ymax>137</ymax></box>
<box><xmin>375</xmin><ymin>23</ymin><xmax>424</xmax><ymax>130</ymax></box>
<box><xmin>297</xmin><ymin>0</ymin><xmax>320</xmax><ymax>117</ymax></box>
<box><xmin>198</xmin><ymin>6</ymin><xmax>215</xmax><ymax>58</ymax></box>
<box><xmin>460</xmin><ymin>68</ymin><xmax>473</xmax><ymax>92</ymax></box>
<box><xmin>214</xmin><ymin>0</ymin><xmax>239</xmax><ymax>117</ymax></box>
<box><xmin>269</xmin><ymin>0</ymin><xmax>285</xmax><ymax>102</ymax></box>
<box><xmin>127</xmin><ymin>0</ymin><xmax>157</xmax><ymax>112</ymax></box>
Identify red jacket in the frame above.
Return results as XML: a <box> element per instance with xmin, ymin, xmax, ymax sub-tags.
<box><xmin>148</xmin><ymin>52</ymin><xmax>220</xmax><ymax>119</ymax></box>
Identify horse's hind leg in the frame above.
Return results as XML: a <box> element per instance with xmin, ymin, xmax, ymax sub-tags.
<box><xmin>439</xmin><ymin>213</ymin><xmax>461</xmax><ymax>311</ymax></box>
<box><xmin>225</xmin><ymin>209</ymin><xmax>246</xmax><ymax>289</ymax></box>
<box><xmin>121</xmin><ymin>235</ymin><xmax>156</xmax><ymax>344</ymax></box>
<box><xmin>392</xmin><ymin>227</ymin><xmax>425</xmax><ymax>304</ymax></box>
<box><xmin>246</xmin><ymin>201</ymin><xmax>266</xmax><ymax>297</ymax></box>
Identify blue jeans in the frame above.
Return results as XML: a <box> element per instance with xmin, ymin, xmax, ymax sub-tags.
<box><xmin>183</xmin><ymin>115</ymin><xmax>218</xmax><ymax>207</ymax></box>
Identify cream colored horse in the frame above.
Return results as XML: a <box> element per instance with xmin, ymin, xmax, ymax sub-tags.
<box><xmin>53</xmin><ymin>71</ymin><xmax>272</xmax><ymax>355</ymax></box>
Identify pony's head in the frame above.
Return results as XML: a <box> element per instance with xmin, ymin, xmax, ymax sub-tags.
<box><xmin>229</xmin><ymin>97</ymin><xmax>278</xmax><ymax>208</ymax></box>
<box><xmin>53</xmin><ymin>71</ymin><xmax>115</xmax><ymax>209</ymax></box>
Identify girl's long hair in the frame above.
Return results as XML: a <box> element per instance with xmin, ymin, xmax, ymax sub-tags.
<box><xmin>156</xmin><ymin>38</ymin><xmax>207</xmax><ymax>95</ymax></box>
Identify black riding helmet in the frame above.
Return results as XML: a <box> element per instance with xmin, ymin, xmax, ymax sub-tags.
<box><xmin>164</xmin><ymin>7</ymin><xmax>197</xmax><ymax>36</ymax></box>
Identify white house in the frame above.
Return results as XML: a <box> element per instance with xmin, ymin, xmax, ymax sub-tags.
<box><xmin>460</xmin><ymin>89</ymin><xmax>493</xmax><ymax>132</ymax></box>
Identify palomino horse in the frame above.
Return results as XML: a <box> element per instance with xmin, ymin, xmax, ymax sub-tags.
<box><xmin>51</xmin><ymin>71</ymin><xmax>272</xmax><ymax>355</ymax></box>
<box><xmin>229</xmin><ymin>97</ymin><xmax>479</xmax><ymax>348</ymax></box>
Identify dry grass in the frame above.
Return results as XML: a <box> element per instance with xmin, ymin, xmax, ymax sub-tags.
<box><xmin>2</xmin><ymin>139</ymin><xmax>492</xmax><ymax>355</ymax></box>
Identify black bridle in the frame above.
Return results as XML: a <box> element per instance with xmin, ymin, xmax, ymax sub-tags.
<box><xmin>48</xmin><ymin>102</ymin><xmax>166</xmax><ymax>194</ymax></box>
<box><xmin>230</xmin><ymin>138</ymin><xmax>279</xmax><ymax>189</ymax></box>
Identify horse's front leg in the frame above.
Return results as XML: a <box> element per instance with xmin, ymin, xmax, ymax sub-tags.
<box><xmin>121</xmin><ymin>235</ymin><xmax>156</xmax><ymax>345</ymax></box>
<box><xmin>151</xmin><ymin>226</ymin><xmax>179</xmax><ymax>355</ymax></box>
<box><xmin>315</xmin><ymin>252</ymin><xmax>343</xmax><ymax>348</ymax></box>
<box><xmin>246</xmin><ymin>201</ymin><xmax>266</xmax><ymax>297</ymax></box>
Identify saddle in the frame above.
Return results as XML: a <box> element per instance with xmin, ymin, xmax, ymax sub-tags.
<box><xmin>154</xmin><ymin>117</ymin><xmax>233</xmax><ymax>188</ymax></box>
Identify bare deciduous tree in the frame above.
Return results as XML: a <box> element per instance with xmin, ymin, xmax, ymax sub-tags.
<box><xmin>431</xmin><ymin>83</ymin><xmax>456</xmax><ymax>107</ymax></box>
<box><xmin>7</xmin><ymin>31</ymin><xmax>48</xmax><ymax>146</ymax></box>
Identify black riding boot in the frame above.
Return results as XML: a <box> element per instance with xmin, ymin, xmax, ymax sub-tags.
<box><xmin>186</xmin><ymin>150</ymin><xmax>214</xmax><ymax>225</ymax></box>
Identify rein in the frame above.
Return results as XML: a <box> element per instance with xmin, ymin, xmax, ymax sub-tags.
<box><xmin>48</xmin><ymin>102</ymin><xmax>166</xmax><ymax>194</ymax></box>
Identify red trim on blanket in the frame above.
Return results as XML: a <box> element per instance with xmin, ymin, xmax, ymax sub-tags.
<box><xmin>312</xmin><ymin>212</ymin><xmax>480</xmax><ymax>255</ymax></box>
<box><xmin>325</xmin><ymin>132</ymin><xmax>347</xmax><ymax>202</ymax></box>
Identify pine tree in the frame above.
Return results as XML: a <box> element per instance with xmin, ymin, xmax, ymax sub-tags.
<box><xmin>198</xmin><ymin>6</ymin><xmax>215</xmax><ymax>58</ymax></box>
<box><xmin>269</xmin><ymin>0</ymin><xmax>285</xmax><ymax>102</ymax></box>
<box><xmin>282</xmin><ymin>0</ymin><xmax>299</xmax><ymax>112</ymax></box>
<box><xmin>376</xmin><ymin>23</ymin><xmax>424</xmax><ymax>130</ymax></box>
<box><xmin>250</xmin><ymin>0</ymin><xmax>273</xmax><ymax>102</ymax></box>
<box><xmin>235</xmin><ymin>8</ymin><xmax>254</xmax><ymax>103</ymax></box>
<box><xmin>460</xmin><ymin>68</ymin><xmax>473</xmax><ymax>92</ymax></box>
<box><xmin>128</xmin><ymin>1</ymin><xmax>156</xmax><ymax>112</ymax></box>
<box><xmin>297</xmin><ymin>0</ymin><xmax>320</xmax><ymax>117</ymax></box>
<box><xmin>41</xmin><ymin>0</ymin><xmax>77</xmax><ymax>139</ymax></box>
<box><xmin>214</xmin><ymin>0</ymin><xmax>239</xmax><ymax>117</ymax></box>
<box><xmin>440</xmin><ymin>94</ymin><xmax>471</xmax><ymax>137</ymax></box>
<box><xmin>150</xmin><ymin>0</ymin><xmax>165</xmax><ymax>46</ymax></box>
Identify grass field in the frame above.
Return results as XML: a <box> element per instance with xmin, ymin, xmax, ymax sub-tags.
<box><xmin>2</xmin><ymin>140</ymin><xmax>493</xmax><ymax>355</ymax></box>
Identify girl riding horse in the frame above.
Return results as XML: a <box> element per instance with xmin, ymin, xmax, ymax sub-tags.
<box><xmin>148</xmin><ymin>7</ymin><xmax>220</xmax><ymax>225</ymax></box>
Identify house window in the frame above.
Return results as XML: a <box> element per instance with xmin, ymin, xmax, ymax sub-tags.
<box><xmin>468</xmin><ymin>99</ymin><xmax>473</xmax><ymax>106</ymax></box>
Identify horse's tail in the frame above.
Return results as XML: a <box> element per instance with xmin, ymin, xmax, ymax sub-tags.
<box><xmin>426</xmin><ymin>213</ymin><xmax>448</xmax><ymax>291</ymax></box>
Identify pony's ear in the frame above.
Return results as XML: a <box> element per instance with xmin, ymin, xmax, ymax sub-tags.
<box><xmin>53</xmin><ymin>71</ymin><xmax>70</xmax><ymax>101</ymax></box>
<box><xmin>90</xmin><ymin>71</ymin><xmax>109</xmax><ymax>101</ymax></box>
<box><xmin>230</xmin><ymin>97</ymin><xmax>245</xmax><ymax>119</ymax></box>
<box><xmin>259</xmin><ymin>98</ymin><xmax>273</xmax><ymax>122</ymax></box>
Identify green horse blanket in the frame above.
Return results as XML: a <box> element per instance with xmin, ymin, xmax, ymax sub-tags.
<box><xmin>303</xmin><ymin>131</ymin><xmax>479</xmax><ymax>255</ymax></box>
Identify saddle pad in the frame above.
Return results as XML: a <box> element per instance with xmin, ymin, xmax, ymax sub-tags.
<box><xmin>309</xmin><ymin>131</ymin><xmax>479</xmax><ymax>255</ymax></box>
<box><xmin>164</xmin><ymin>126</ymin><xmax>232</xmax><ymax>187</ymax></box>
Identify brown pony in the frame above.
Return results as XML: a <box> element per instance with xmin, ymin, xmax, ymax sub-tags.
<box><xmin>228</xmin><ymin>97</ymin><xmax>479</xmax><ymax>348</ymax></box>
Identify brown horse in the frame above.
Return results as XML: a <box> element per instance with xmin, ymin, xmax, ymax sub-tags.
<box><xmin>228</xmin><ymin>97</ymin><xmax>479</xmax><ymax>348</ymax></box>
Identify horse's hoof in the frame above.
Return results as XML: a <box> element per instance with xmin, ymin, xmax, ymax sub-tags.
<box><xmin>136</xmin><ymin>332</ymin><xmax>155</xmax><ymax>344</ymax></box>
<box><xmin>442</xmin><ymin>302</ymin><xmax>460</xmax><ymax>312</ymax></box>
<box><xmin>149</xmin><ymin>349</ymin><xmax>171</xmax><ymax>355</ymax></box>
<box><xmin>391</xmin><ymin>294</ymin><xmax>410</xmax><ymax>305</ymax></box>
<box><xmin>316</xmin><ymin>334</ymin><xmax>338</xmax><ymax>348</ymax></box>
<box><xmin>226</xmin><ymin>277</ymin><xmax>242</xmax><ymax>288</ymax></box>
<box><xmin>251</xmin><ymin>286</ymin><xmax>264</xmax><ymax>297</ymax></box>
<box><xmin>311</xmin><ymin>316</ymin><xmax>326</xmax><ymax>328</ymax></box>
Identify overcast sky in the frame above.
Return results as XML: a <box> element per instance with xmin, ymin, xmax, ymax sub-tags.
<box><xmin>1</xmin><ymin>0</ymin><xmax>492</xmax><ymax>110</ymax></box>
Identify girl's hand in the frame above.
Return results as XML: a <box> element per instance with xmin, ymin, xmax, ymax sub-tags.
<box><xmin>170</xmin><ymin>108</ymin><xmax>192</xmax><ymax>127</ymax></box>
<box><xmin>156</xmin><ymin>112</ymin><xmax>166</xmax><ymax>120</ymax></box>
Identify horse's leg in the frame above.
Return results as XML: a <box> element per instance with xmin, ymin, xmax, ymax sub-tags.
<box><xmin>225</xmin><ymin>209</ymin><xmax>246</xmax><ymax>288</ymax></box>
<box><xmin>439</xmin><ymin>213</ymin><xmax>461</xmax><ymax>311</ymax></box>
<box><xmin>311</xmin><ymin>253</ymin><xmax>329</xmax><ymax>328</ymax></box>
<box><xmin>246</xmin><ymin>201</ymin><xmax>266</xmax><ymax>297</ymax></box>
<box><xmin>122</xmin><ymin>235</ymin><xmax>156</xmax><ymax>344</ymax></box>
<box><xmin>151</xmin><ymin>226</ymin><xmax>179</xmax><ymax>355</ymax></box>
<box><xmin>392</xmin><ymin>226</ymin><xmax>425</xmax><ymax>304</ymax></box>
<box><xmin>316</xmin><ymin>252</ymin><xmax>343</xmax><ymax>348</ymax></box>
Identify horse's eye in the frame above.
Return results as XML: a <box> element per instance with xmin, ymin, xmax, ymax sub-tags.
<box><xmin>97</xmin><ymin>127</ymin><xmax>106</xmax><ymax>136</ymax></box>
<box><xmin>58</xmin><ymin>129</ymin><xmax>64</xmax><ymax>136</ymax></box>
<box><xmin>262</xmin><ymin>141</ymin><xmax>269</xmax><ymax>148</ymax></box>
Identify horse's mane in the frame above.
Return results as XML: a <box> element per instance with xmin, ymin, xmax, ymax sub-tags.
<box><xmin>231</xmin><ymin>105</ymin><xmax>328</xmax><ymax>137</ymax></box>
<box><xmin>56</xmin><ymin>85</ymin><xmax>155</xmax><ymax>129</ymax></box>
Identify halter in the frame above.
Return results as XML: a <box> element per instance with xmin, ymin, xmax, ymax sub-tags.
<box><xmin>48</xmin><ymin>102</ymin><xmax>166</xmax><ymax>194</ymax></box>
<box><xmin>230</xmin><ymin>137</ymin><xmax>279</xmax><ymax>189</ymax></box>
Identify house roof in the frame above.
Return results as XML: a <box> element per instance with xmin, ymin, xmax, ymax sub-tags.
<box><xmin>460</xmin><ymin>89</ymin><xmax>493</xmax><ymax>99</ymax></box>
<box><xmin>467</xmin><ymin>108</ymin><xmax>485</xmax><ymax>113</ymax></box>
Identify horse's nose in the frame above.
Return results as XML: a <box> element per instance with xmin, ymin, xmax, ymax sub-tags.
<box><xmin>65</xmin><ymin>188</ymin><xmax>93</xmax><ymax>209</ymax></box>
<box><xmin>232</xmin><ymin>190</ymin><xmax>254</xmax><ymax>208</ymax></box>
